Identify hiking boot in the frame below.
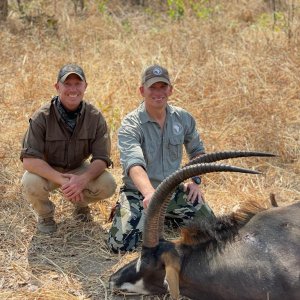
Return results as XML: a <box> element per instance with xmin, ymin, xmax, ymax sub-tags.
<box><xmin>37</xmin><ymin>217</ymin><xmax>57</xmax><ymax>234</ymax></box>
<box><xmin>73</xmin><ymin>206</ymin><xmax>93</xmax><ymax>222</ymax></box>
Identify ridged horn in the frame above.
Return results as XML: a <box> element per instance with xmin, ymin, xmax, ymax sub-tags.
<box><xmin>183</xmin><ymin>151</ymin><xmax>276</xmax><ymax>168</ymax></box>
<box><xmin>143</xmin><ymin>163</ymin><xmax>261</xmax><ymax>248</ymax></box>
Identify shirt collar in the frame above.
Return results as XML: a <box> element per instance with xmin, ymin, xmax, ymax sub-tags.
<box><xmin>51</xmin><ymin>96</ymin><xmax>85</xmax><ymax>120</ymax></box>
<box><xmin>138</xmin><ymin>101</ymin><xmax>174</xmax><ymax>124</ymax></box>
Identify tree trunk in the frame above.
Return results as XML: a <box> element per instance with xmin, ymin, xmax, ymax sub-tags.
<box><xmin>0</xmin><ymin>0</ymin><xmax>8</xmax><ymax>22</ymax></box>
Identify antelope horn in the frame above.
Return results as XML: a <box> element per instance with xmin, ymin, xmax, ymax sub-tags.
<box><xmin>155</xmin><ymin>151</ymin><xmax>276</xmax><ymax>239</ymax></box>
<box><xmin>183</xmin><ymin>151</ymin><xmax>276</xmax><ymax>168</ymax></box>
<box><xmin>143</xmin><ymin>163</ymin><xmax>261</xmax><ymax>248</ymax></box>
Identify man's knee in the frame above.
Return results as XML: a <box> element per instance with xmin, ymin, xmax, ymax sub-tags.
<box><xmin>90</xmin><ymin>171</ymin><xmax>117</xmax><ymax>200</ymax></box>
<box><xmin>107</xmin><ymin>229</ymin><xmax>126</xmax><ymax>253</ymax></box>
<box><xmin>101</xmin><ymin>171</ymin><xmax>117</xmax><ymax>198</ymax></box>
<box><xmin>107</xmin><ymin>202</ymin><xmax>142</xmax><ymax>253</ymax></box>
<box><xmin>106</xmin><ymin>189</ymin><xmax>145</xmax><ymax>252</ymax></box>
<box><xmin>108</xmin><ymin>227</ymin><xmax>141</xmax><ymax>253</ymax></box>
<box><xmin>194</xmin><ymin>202</ymin><xmax>215</xmax><ymax>220</ymax></box>
<box><xmin>167</xmin><ymin>188</ymin><xmax>215</xmax><ymax>221</ymax></box>
<box><xmin>21</xmin><ymin>171</ymin><xmax>49</xmax><ymax>196</ymax></box>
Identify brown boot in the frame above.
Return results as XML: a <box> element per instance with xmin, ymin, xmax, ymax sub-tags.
<box><xmin>73</xmin><ymin>206</ymin><xmax>93</xmax><ymax>222</ymax></box>
<box><xmin>37</xmin><ymin>216</ymin><xmax>57</xmax><ymax>234</ymax></box>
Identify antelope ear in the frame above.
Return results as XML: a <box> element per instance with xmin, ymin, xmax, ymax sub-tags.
<box><xmin>162</xmin><ymin>252</ymin><xmax>181</xmax><ymax>300</ymax></box>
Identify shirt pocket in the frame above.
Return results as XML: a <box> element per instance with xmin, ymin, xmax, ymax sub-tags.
<box><xmin>168</xmin><ymin>136</ymin><xmax>184</xmax><ymax>161</ymax></box>
<box><xmin>73</xmin><ymin>136</ymin><xmax>91</xmax><ymax>164</ymax></box>
<box><xmin>71</xmin><ymin>124</ymin><xmax>96</xmax><ymax>166</ymax></box>
<box><xmin>45</xmin><ymin>138</ymin><xmax>67</xmax><ymax>166</ymax></box>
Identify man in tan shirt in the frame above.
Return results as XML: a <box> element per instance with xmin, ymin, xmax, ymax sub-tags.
<box><xmin>20</xmin><ymin>64</ymin><xmax>116</xmax><ymax>234</ymax></box>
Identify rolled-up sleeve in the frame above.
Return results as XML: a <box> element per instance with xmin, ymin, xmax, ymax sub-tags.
<box><xmin>118</xmin><ymin>117</ymin><xmax>146</xmax><ymax>175</ymax></box>
<box><xmin>91</xmin><ymin>117</ymin><xmax>113</xmax><ymax>168</ymax></box>
<box><xmin>20</xmin><ymin>119</ymin><xmax>46</xmax><ymax>161</ymax></box>
<box><xmin>183</xmin><ymin>112</ymin><xmax>205</xmax><ymax>159</ymax></box>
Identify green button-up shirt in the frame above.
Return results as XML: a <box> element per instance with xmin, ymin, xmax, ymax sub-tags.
<box><xmin>118</xmin><ymin>102</ymin><xmax>205</xmax><ymax>190</ymax></box>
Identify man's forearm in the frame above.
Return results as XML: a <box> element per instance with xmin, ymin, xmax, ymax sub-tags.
<box><xmin>22</xmin><ymin>158</ymin><xmax>65</xmax><ymax>185</ymax></box>
<box><xmin>83</xmin><ymin>159</ymin><xmax>107</xmax><ymax>182</ymax></box>
<box><xmin>129</xmin><ymin>165</ymin><xmax>155</xmax><ymax>196</ymax></box>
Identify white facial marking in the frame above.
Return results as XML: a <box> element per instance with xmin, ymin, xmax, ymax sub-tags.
<box><xmin>120</xmin><ymin>279</ymin><xmax>149</xmax><ymax>295</ymax></box>
<box><xmin>164</xmin><ymin>276</ymin><xmax>170</xmax><ymax>290</ymax></box>
<box><xmin>136</xmin><ymin>257</ymin><xmax>141</xmax><ymax>272</ymax></box>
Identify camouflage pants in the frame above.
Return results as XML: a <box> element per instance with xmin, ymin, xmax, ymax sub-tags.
<box><xmin>107</xmin><ymin>186</ymin><xmax>215</xmax><ymax>252</ymax></box>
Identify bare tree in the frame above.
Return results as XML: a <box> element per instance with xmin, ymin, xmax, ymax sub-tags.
<box><xmin>0</xmin><ymin>0</ymin><xmax>8</xmax><ymax>22</ymax></box>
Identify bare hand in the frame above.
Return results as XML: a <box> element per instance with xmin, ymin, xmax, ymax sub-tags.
<box><xmin>183</xmin><ymin>182</ymin><xmax>205</xmax><ymax>205</ymax></box>
<box><xmin>142</xmin><ymin>191</ymin><xmax>155</xmax><ymax>209</ymax></box>
<box><xmin>68</xmin><ymin>192</ymin><xmax>84</xmax><ymax>203</ymax></box>
<box><xmin>60</xmin><ymin>173</ymin><xmax>88</xmax><ymax>202</ymax></box>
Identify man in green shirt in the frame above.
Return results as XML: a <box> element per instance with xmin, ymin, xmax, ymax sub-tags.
<box><xmin>108</xmin><ymin>64</ymin><xmax>214</xmax><ymax>252</ymax></box>
<box><xmin>21</xmin><ymin>64</ymin><xmax>116</xmax><ymax>234</ymax></box>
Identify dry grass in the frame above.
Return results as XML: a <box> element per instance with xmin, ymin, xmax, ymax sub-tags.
<box><xmin>0</xmin><ymin>0</ymin><xmax>299</xmax><ymax>299</ymax></box>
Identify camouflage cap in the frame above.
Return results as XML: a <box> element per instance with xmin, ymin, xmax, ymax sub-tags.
<box><xmin>141</xmin><ymin>64</ymin><xmax>171</xmax><ymax>88</ymax></box>
<box><xmin>57</xmin><ymin>64</ymin><xmax>86</xmax><ymax>83</ymax></box>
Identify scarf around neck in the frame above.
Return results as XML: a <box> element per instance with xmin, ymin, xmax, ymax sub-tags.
<box><xmin>55</xmin><ymin>96</ymin><xmax>83</xmax><ymax>132</ymax></box>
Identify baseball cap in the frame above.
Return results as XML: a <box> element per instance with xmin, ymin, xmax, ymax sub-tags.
<box><xmin>57</xmin><ymin>64</ymin><xmax>86</xmax><ymax>83</ymax></box>
<box><xmin>141</xmin><ymin>64</ymin><xmax>171</xmax><ymax>88</ymax></box>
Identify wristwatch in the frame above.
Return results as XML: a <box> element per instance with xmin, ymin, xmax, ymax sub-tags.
<box><xmin>192</xmin><ymin>176</ymin><xmax>201</xmax><ymax>185</ymax></box>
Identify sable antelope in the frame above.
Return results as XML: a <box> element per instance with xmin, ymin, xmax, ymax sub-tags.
<box><xmin>109</xmin><ymin>152</ymin><xmax>300</xmax><ymax>300</ymax></box>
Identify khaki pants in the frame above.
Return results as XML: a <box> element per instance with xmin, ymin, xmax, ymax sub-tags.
<box><xmin>21</xmin><ymin>163</ymin><xmax>117</xmax><ymax>218</ymax></box>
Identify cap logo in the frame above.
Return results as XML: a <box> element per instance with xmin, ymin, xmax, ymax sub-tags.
<box><xmin>65</xmin><ymin>65</ymin><xmax>75</xmax><ymax>72</ymax></box>
<box><xmin>153</xmin><ymin>67</ymin><xmax>163</xmax><ymax>76</ymax></box>
<box><xmin>142</xmin><ymin>65</ymin><xmax>170</xmax><ymax>87</ymax></box>
<box><xmin>57</xmin><ymin>64</ymin><xmax>86</xmax><ymax>83</ymax></box>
